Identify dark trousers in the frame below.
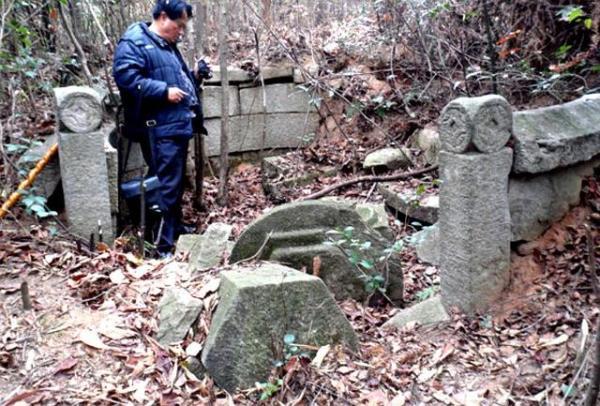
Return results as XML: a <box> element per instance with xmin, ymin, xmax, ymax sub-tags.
<box><xmin>146</xmin><ymin>136</ymin><xmax>189</xmax><ymax>252</ymax></box>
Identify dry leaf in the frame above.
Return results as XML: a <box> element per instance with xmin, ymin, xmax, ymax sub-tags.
<box><xmin>539</xmin><ymin>334</ymin><xmax>569</xmax><ymax>348</ymax></box>
<box><xmin>53</xmin><ymin>357</ymin><xmax>78</xmax><ymax>375</ymax></box>
<box><xmin>311</xmin><ymin>345</ymin><xmax>331</xmax><ymax>369</ymax></box>
<box><xmin>79</xmin><ymin>329</ymin><xmax>110</xmax><ymax>350</ymax></box>
<box><xmin>109</xmin><ymin>269</ymin><xmax>126</xmax><ymax>285</ymax></box>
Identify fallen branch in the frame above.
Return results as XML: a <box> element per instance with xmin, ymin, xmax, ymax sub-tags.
<box><xmin>299</xmin><ymin>165</ymin><xmax>438</xmax><ymax>201</ymax></box>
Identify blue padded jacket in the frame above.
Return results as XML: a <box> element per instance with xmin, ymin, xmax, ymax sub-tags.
<box><xmin>113</xmin><ymin>22</ymin><xmax>201</xmax><ymax>140</ymax></box>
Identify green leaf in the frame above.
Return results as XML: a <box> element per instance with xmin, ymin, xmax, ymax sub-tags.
<box><xmin>359</xmin><ymin>259</ymin><xmax>374</xmax><ymax>270</ymax></box>
<box><xmin>584</xmin><ymin>18</ymin><xmax>593</xmax><ymax>30</ymax></box>
<box><xmin>415</xmin><ymin>183</ymin><xmax>427</xmax><ymax>196</ymax></box>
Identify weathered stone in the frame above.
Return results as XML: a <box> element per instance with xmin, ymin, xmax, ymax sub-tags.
<box><xmin>201</xmin><ymin>86</ymin><xmax>240</xmax><ymax>118</ymax></box>
<box><xmin>177</xmin><ymin>223</ymin><xmax>233</xmax><ymax>271</ymax></box>
<box><xmin>204</xmin><ymin>66</ymin><xmax>253</xmax><ymax>84</ymax></box>
<box><xmin>293</xmin><ymin>63</ymin><xmax>319</xmax><ymax>83</ymax></box>
<box><xmin>182</xmin><ymin>356</ymin><xmax>206</xmax><ymax>379</ymax></box>
<box><xmin>354</xmin><ymin>202</ymin><xmax>393</xmax><ymax>240</ymax></box>
<box><xmin>157</xmin><ymin>287</ymin><xmax>203</xmax><ymax>345</ymax></box>
<box><xmin>18</xmin><ymin>134</ymin><xmax>60</xmax><ymax>198</ymax></box>
<box><xmin>54</xmin><ymin>86</ymin><xmax>103</xmax><ymax>133</ymax></box>
<box><xmin>363</xmin><ymin>148</ymin><xmax>412</xmax><ymax>170</ymax></box>
<box><xmin>439</xmin><ymin>149</ymin><xmax>513</xmax><ymax>313</ymax></box>
<box><xmin>203</xmin><ymin>113</ymin><xmax>318</xmax><ymax>156</ymax></box>
<box><xmin>201</xmin><ymin>263</ymin><xmax>357</xmax><ymax>392</ymax></box>
<box><xmin>439</xmin><ymin>95</ymin><xmax>512</xmax><ymax>153</ymax></box>
<box><xmin>240</xmin><ymin>84</ymin><xmax>315</xmax><ymax>115</ymax></box>
<box><xmin>384</xmin><ymin>295</ymin><xmax>449</xmax><ymax>329</ymax></box>
<box><xmin>261</xmin><ymin>66</ymin><xmax>294</xmax><ymax>81</ymax></box>
<box><xmin>412</xmin><ymin>126</ymin><xmax>440</xmax><ymax>165</ymax></box>
<box><xmin>509</xmin><ymin>158</ymin><xmax>598</xmax><ymax>240</ymax></box>
<box><xmin>230</xmin><ymin>200</ymin><xmax>402</xmax><ymax>303</ymax></box>
<box><xmin>58</xmin><ymin>127</ymin><xmax>114</xmax><ymax>244</ymax></box>
<box><xmin>378</xmin><ymin>184</ymin><xmax>439</xmax><ymax>225</ymax></box>
<box><xmin>512</xmin><ymin>94</ymin><xmax>600</xmax><ymax>174</ymax></box>
<box><xmin>410</xmin><ymin>224</ymin><xmax>439</xmax><ymax>266</ymax></box>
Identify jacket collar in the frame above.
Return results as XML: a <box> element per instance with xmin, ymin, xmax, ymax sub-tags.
<box><xmin>139</xmin><ymin>22</ymin><xmax>171</xmax><ymax>49</ymax></box>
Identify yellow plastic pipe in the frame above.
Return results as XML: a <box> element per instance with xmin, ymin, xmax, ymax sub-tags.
<box><xmin>0</xmin><ymin>143</ymin><xmax>59</xmax><ymax>219</ymax></box>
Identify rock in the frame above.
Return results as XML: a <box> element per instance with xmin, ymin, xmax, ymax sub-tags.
<box><xmin>58</xmin><ymin>126</ymin><xmax>114</xmax><ymax>244</ymax></box>
<box><xmin>201</xmin><ymin>263</ymin><xmax>357</xmax><ymax>392</ymax></box>
<box><xmin>204</xmin><ymin>66</ymin><xmax>253</xmax><ymax>84</ymax></box>
<box><xmin>512</xmin><ymin>94</ymin><xmax>600</xmax><ymax>174</ymax></box>
<box><xmin>383</xmin><ymin>295</ymin><xmax>449</xmax><ymax>329</ymax></box>
<box><xmin>203</xmin><ymin>113</ymin><xmax>318</xmax><ymax>156</ymax></box>
<box><xmin>18</xmin><ymin>134</ymin><xmax>60</xmax><ymax>198</ymax></box>
<box><xmin>354</xmin><ymin>202</ymin><xmax>393</xmax><ymax>240</ymax></box>
<box><xmin>439</xmin><ymin>149</ymin><xmax>513</xmax><ymax>314</ymax></box>
<box><xmin>260</xmin><ymin>66</ymin><xmax>294</xmax><ymax>81</ymax></box>
<box><xmin>176</xmin><ymin>223</ymin><xmax>233</xmax><ymax>271</ymax></box>
<box><xmin>229</xmin><ymin>200</ymin><xmax>403</xmax><ymax>303</ymax></box>
<box><xmin>201</xmin><ymin>86</ymin><xmax>241</xmax><ymax>118</ymax></box>
<box><xmin>240</xmin><ymin>83</ymin><xmax>315</xmax><ymax>115</ymax></box>
<box><xmin>54</xmin><ymin>86</ymin><xmax>103</xmax><ymax>133</ymax></box>
<box><xmin>293</xmin><ymin>63</ymin><xmax>319</xmax><ymax>83</ymax></box>
<box><xmin>412</xmin><ymin>126</ymin><xmax>440</xmax><ymax>165</ymax></box>
<box><xmin>182</xmin><ymin>356</ymin><xmax>206</xmax><ymax>379</ymax></box>
<box><xmin>410</xmin><ymin>224</ymin><xmax>439</xmax><ymax>266</ymax></box>
<box><xmin>378</xmin><ymin>184</ymin><xmax>439</xmax><ymax>225</ymax></box>
<box><xmin>439</xmin><ymin>95</ymin><xmax>512</xmax><ymax>154</ymax></box>
<box><xmin>363</xmin><ymin>148</ymin><xmax>412</xmax><ymax>170</ymax></box>
<box><xmin>156</xmin><ymin>287</ymin><xmax>203</xmax><ymax>345</ymax></box>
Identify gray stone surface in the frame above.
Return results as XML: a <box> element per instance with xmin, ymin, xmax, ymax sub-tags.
<box><xmin>378</xmin><ymin>184</ymin><xmax>439</xmax><ymax>224</ymax></box>
<box><xmin>203</xmin><ymin>113</ymin><xmax>318</xmax><ymax>156</ymax></box>
<box><xmin>201</xmin><ymin>86</ymin><xmax>240</xmax><ymax>118</ymax></box>
<box><xmin>104</xmin><ymin>136</ymin><xmax>119</xmax><ymax>216</ymax></box>
<box><xmin>363</xmin><ymin>147</ymin><xmax>412</xmax><ymax>170</ymax></box>
<box><xmin>293</xmin><ymin>63</ymin><xmax>319</xmax><ymax>83</ymax></box>
<box><xmin>157</xmin><ymin>287</ymin><xmax>203</xmax><ymax>345</ymax></box>
<box><xmin>384</xmin><ymin>295</ymin><xmax>449</xmax><ymax>329</ymax></box>
<box><xmin>201</xmin><ymin>263</ymin><xmax>357</xmax><ymax>392</ymax></box>
<box><xmin>18</xmin><ymin>134</ymin><xmax>60</xmax><ymax>198</ymax></box>
<box><xmin>176</xmin><ymin>223</ymin><xmax>233</xmax><ymax>271</ymax></box>
<box><xmin>410</xmin><ymin>224</ymin><xmax>439</xmax><ymax>266</ymax></box>
<box><xmin>439</xmin><ymin>149</ymin><xmax>513</xmax><ymax>313</ymax></box>
<box><xmin>512</xmin><ymin>94</ymin><xmax>600</xmax><ymax>174</ymax></box>
<box><xmin>240</xmin><ymin>83</ymin><xmax>315</xmax><ymax>115</ymax></box>
<box><xmin>54</xmin><ymin>86</ymin><xmax>103</xmax><ymax>133</ymax></box>
<box><xmin>354</xmin><ymin>202</ymin><xmax>394</xmax><ymax>240</ymax></box>
<box><xmin>204</xmin><ymin>66</ymin><xmax>253</xmax><ymax>84</ymax></box>
<box><xmin>439</xmin><ymin>95</ymin><xmax>512</xmax><ymax>153</ymax></box>
<box><xmin>58</xmin><ymin>127</ymin><xmax>114</xmax><ymax>244</ymax></box>
<box><xmin>412</xmin><ymin>126</ymin><xmax>440</xmax><ymax>165</ymax></box>
<box><xmin>261</xmin><ymin>66</ymin><xmax>294</xmax><ymax>80</ymax></box>
<box><xmin>229</xmin><ymin>200</ymin><xmax>403</xmax><ymax>303</ymax></box>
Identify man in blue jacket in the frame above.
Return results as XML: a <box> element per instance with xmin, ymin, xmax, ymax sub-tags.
<box><xmin>113</xmin><ymin>0</ymin><xmax>205</xmax><ymax>257</ymax></box>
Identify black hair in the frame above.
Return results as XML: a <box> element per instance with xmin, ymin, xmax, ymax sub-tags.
<box><xmin>152</xmin><ymin>0</ymin><xmax>193</xmax><ymax>20</ymax></box>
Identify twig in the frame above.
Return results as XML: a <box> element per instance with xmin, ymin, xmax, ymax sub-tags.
<box><xmin>232</xmin><ymin>231</ymin><xmax>273</xmax><ymax>265</ymax></box>
<box><xmin>20</xmin><ymin>279</ymin><xmax>32</xmax><ymax>311</ymax></box>
<box><xmin>300</xmin><ymin>165</ymin><xmax>438</xmax><ymax>201</ymax></box>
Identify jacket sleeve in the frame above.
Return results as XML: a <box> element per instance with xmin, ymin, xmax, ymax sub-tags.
<box><xmin>113</xmin><ymin>40</ymin><xmax>168</xmax><ymax>101</ymax></box>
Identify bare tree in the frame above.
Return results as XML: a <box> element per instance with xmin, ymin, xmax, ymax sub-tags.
<box><xmin>216</xmin><ymin>0</ymin><xmax>230</xmax><ymax>206</ymax></box>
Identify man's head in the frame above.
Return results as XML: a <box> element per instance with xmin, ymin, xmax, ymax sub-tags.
<box><xmin>151</xmin><ymin>0</ymin><xmax>193</xmax><ymax>43</ymax></box>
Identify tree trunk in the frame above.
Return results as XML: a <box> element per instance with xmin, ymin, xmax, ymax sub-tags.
<box><xmin>216</xmin><ymin>0</ymin><xmax>229</xmax><ymax>206</ymax></box>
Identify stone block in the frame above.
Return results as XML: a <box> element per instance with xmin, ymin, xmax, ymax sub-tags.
<box><xmin>18</xmin><ymin>134</ymin><xmax>60</xmax><ymax>198</ymax></box>
<box><xmin>261</xmin><ymin>65</ymin><xmax>294</xmax><ymax>81</ymax></box>
<box><xmin>439</xmin><ymin>149</ymin><xmax>513</xmax><ymax>314</ymax></box>
<box><xmin>512</xmin><ymin>94</ymin><xmax>600</xmax><ymax>174</ymax></box>
<box><xmin>412</xmin><ymin>126</ymin><xmax>440</xmax><ymax>165</ymax></box>
<box><xmin>58</xmin><ymin>127</ymin><xmax>114</xmax><ymax>244</ymax></box>
<box><xmin>230</xmin><ymin>200</ymin><xmax>403</xmax><ymax>303</ymax></box>
<box><xmin>201</xmin><ymin>263</ymin><xmax>357</xmax><ymax>392</ymax></box>
<box><xmin>378</xmin><ymin>184</ymin><xmax>439</xmax><ymax>225</ymax></box>
<box><xmin>204</xmin><ymin>66</ymin><xmax>253</xmax><ymax>85</ymax></box>
<box><xmin>240</xmin><ymin>84</ymin><xmax>315</xmax><ymax>115</ymax></box>
<box><xmin>384</xmin><ymin>295</ymin><xmax>449</xmax><ymax>330</ymax></box>
<box><xmin>176</xmin><ymin>222</ymin><xmax>233</xmax><ymax>271</ymax></box>
<box><xmin>409</xmin><ymin>224</ymin><xmax>439</xmax><ymax>266</ymax></box>
<box><xmin>203</xmin><ymin>113</ymin><xmax>318</xmax><ymax>156</ymax></box>
<box><xmin>157</xmin><ymin>287</ymin><xmax>203</xmax><ymax>345</ymax></box>
<box><xmin>104</xmin><ymin>136</ymin><xmax>119</xmax><ymax>216</ymax></box>
<box><xmin>201</xmin><ymin>85</ymin><xmax>240</xmax><ymax>118</ymax></box>
<box><xmin>293</xmin><ymin>63</ymin><xmax>319</xmax><ymax>83</ymax></box>
<box><xmin>363</xmin><ymin>147</ymin><xmax>412</xmax><ymax>170</ymax></box>
<box><xmin>54</xmin><ymin>86</ymin><xmax>103</xmax><ymax>133</ymax></box>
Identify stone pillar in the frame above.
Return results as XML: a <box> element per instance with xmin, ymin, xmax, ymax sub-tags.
<box><xmin>55</xmin><ymin>87</ymin><xmax>114</xmax><ymax>244</ymax></box>
<box><xmin>438</xmin><ymin>95</ymin><xmax>513</xmax><ymax>313</ymax></box>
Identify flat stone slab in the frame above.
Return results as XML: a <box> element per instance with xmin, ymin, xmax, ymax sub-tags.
<box><xmin>201</xmin><ymin>86</ymin><xmax>241</xmax><ymax>118</ymax></box>
<box><xmin>176</xmin><ymin>222</ymin><xmax>233</xmax><ymax>271</ymax></box>
<box><xmin>157</xmin><ymin>287</ymin><xmax>203</xmax><ymax>345</ymax></box>
<box><xmin>378</xmin><ymin>184</ymin><xmax>439</xmax><ymax>225</ymax></box>
<box><xmin>240</xmin><ymin>83</ymin><xmax>315</xmax><ymax>115</ymax></box>
<box><xmin>201</xmin><ymin>263</ymin><xmax>357</xmax><ymax>392</ymax></box>
<box><xmin>384</xmin><ymin>295</ymin><xmax>449</xmax><ymax>330</ymax></box>
<box><xmin>363</xmin><ymin>148</ymin><xmax>412</xmax><ymax>170</ymax></box>
<box><xmin>512</xmin><ymin>94</ymin><xmax>600</xmax><ymax>174</ymax></box>
<box><xmin>204</xmin><ymin>66</ymin><xmax>253</xmax><ymax>84</ymax></box>
<box><xmin>203</xmin><ymin>113</ymin><xmax>318</xmax><ymax>156</ymax></box>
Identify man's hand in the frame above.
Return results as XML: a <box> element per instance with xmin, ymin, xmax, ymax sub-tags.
<box><xmin>167</xmin><ymin>87</ymin><xmax>187</xmax><ymax>103</ymax></box>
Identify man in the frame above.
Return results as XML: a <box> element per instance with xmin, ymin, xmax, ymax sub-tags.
<box><xmin>113</xmin><ymin>0</ymin><xmax>206</xmax><ymax>257</ymax></box>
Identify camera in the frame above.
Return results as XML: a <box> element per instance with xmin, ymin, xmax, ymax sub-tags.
<box><xmin>196</xmin><ymin>59</ymin><xmax>213</xmax><ymax>80</ymax></box>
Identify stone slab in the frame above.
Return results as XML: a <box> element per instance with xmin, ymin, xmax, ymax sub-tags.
<box><xmin>201</xmin><ymin>263</ymin><xmax>357</xmax><ymax>392</ymax></box>
<box><xmin>201</xmin><ymin>85</ymin><xmax>240</xmax><ymax>118</ymax></box>
<box><xmin>378</xmin><ymin>184</ymin><xmax>439</xmax><ymax>225</ymax></box>
<box><xmin>410</xmin><ymin>224</ymin><xmax>439</xmax><ymax>266</ymax></box>
<box><xmin>18</xmin><ymin>134</ymin><xmax>60</xmax><ymax>198</ymax></box>
<box><xmin>203</xmin><ymin>113</ymin><xmax>318</xmax><ymax>156</ymax></box>
<box><xmin>512</xmin><ymin>94</ymin><xmax>600</xmax><ymax>174</ymax></box>
<box><xmin>384</xmin><ymin>295</ymin><xmax>449</xmax><ymax>329</ymax></box>
<box><xmin>363</xmin><ymin>147</ymin><xmax>412</xmax><ymax>170</ymax></box>
<box><xmin>157</xmin><ymin>287</ymin><xmax>203</xmax><ymax>345</ymax></box>
<box><xmin>204</xmin><ymin>66</ymin><xmax>253</xmax><ymax>85</ymax></box>
<box><xmin>58</xmin><ymin>127</ymin><xmax>114</xmax><ymax>244</ymax></box>
<box><xmin>240</xmin><ymin>83</ymin><xmax>315</xmax><ymax>115</ymax></box>
<box><xmin>176</xmin><ymin>222</ymin><xmax>233</xmax><ymax>271</ymax></box>
<box><xmin>439</xmin><ymin>149</ymin><xmax>513</xmax><ymax>314</ymax></box>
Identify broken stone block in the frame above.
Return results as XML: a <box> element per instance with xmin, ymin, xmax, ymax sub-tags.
<box><xmin>260</xmin><ymin>65</ymin><xmax>294</xmax><ymax>81</ymax></box>
<box><xmin>512</xmin><ymin>94</ymin><xmax>600</xmax><ymax>174</ymax></box>
<box><xmin>378</xmin><ymin>184</ymin><xmax>439</xmax><ymax>225</ymax></box>
<box><xmin>54</xmin><ymin>86</ymin><xmax>103</xmax><ymax>134</ymax></box>
<box><xmin>201</xmin><ymin>263</ymin><xmax>357</xmax><ymax>392</ymax></box>
<box><xmin>157</xmin><ymin>287</ymin><xmax>203</xmax><ymax>345</ymax></box>
<box><xmin>412</xmin><ymin>125</ymin><xmax>440</xmax><ymax>165</ymax></box>
<box><xmin>230</xmin><ymin>200</ymin><xmax>403</xmax><ymax>303</ymax></box>
<box><xmin>363</xmin><ymin>147</ymin><xmax>412</xmax><ymax>170</ymax></box>
<box><xmin>176</xmin><ymin>223</ymin><xmax>233</xmax><ymax>271</ymax></box>
<box><xmin>18</xmin><ymin>134</ymin><xmax>60</xmax><ymax>199</ymax></box>
<box><xmin>383</xmin><ymin>295</ymin><xmax>449</xmax><ymax>330</ymax></box>
<box><xmin>410</xmin><ymin>224</ymin><xmax>439</xmax><ymax>266</ymax></box>
<box><xmin>354</xmin><ymin>202</ymin><xmax>393</xmax><ymax>241</ymax></box>
<box><xmin>203</xmin><ymin>113</ymin><xmax>318</xmax><ymax>156</ymax></box>
<box><xmin>58</xmin><ymin>126</ymin><xmax>114</xmax><ymax>244</ymax></box>
<box><xmin>240</xmin><ymin>83</ymin><xmax>315</xmax><ymax>115</ymax></box>
<box><xmin>201</xmin><ymin>85</ymin><xmax>241</xmax><ymax>118</ymax></box>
